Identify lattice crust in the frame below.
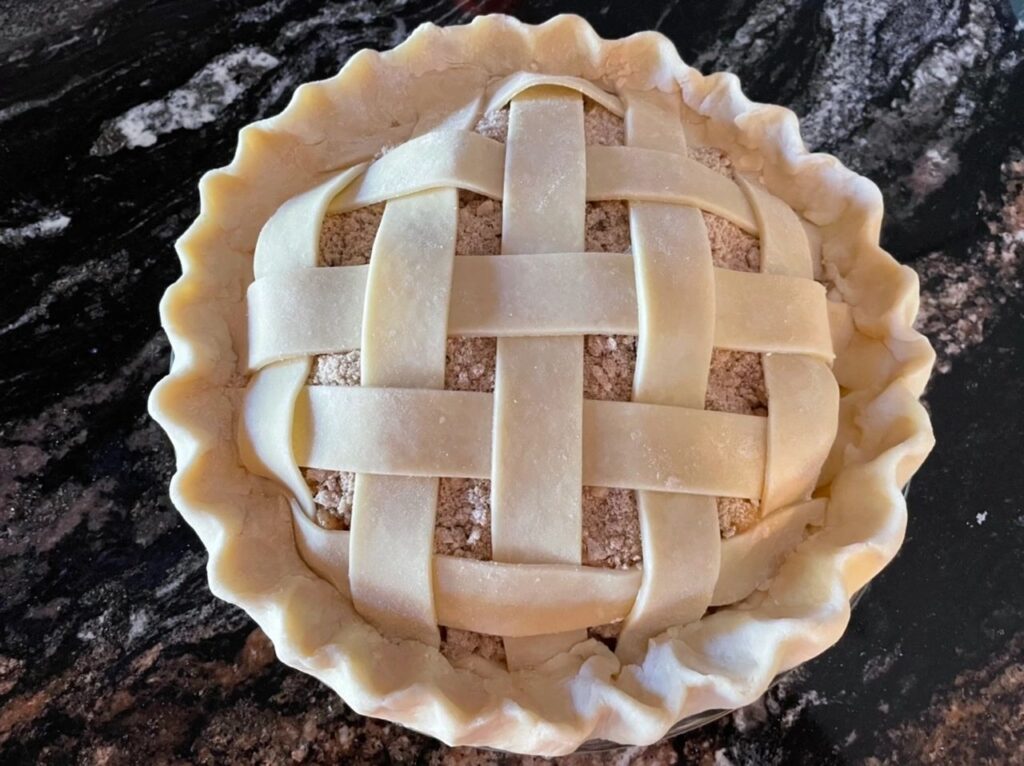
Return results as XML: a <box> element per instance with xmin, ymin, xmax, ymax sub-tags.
<box><xmin>301</xmin><ymin>112</ymin><xmax>762</xmax><ymax>568</ymax></box>
<box><xmin>237</xmin><ymin>71</ymin><xmax>841</xmax><ymax>668</ymax></box>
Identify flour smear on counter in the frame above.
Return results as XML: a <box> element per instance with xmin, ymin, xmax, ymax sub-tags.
<box><xmin>91</xmin><ymin>46</ymin><xmax>279</xmax><ymax>156</ymax></box>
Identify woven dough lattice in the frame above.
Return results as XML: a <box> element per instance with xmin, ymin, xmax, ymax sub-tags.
<box><xmin>240</xmin><ymin>74</ymin><xmax>839</xmax><ymax>668</ymax></box>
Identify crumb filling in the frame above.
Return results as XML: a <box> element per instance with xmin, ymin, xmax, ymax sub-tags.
<box><xmin>299</xmin><ymin>101</ymin><xmax>812</xmax><ymax>659</ymax></box>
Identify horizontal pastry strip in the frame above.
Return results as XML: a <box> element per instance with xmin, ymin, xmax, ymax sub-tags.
<box><xmin>585</xmin><ymin>145</ymin><xmax>758</xmax><ymax>232</ymax></box>
<box><xmin>292</xmin><ymin>386</ymin><xmax>766</xmax><ymax>499</ymax></box>
<box><xmin>291</xmin><ymin>498</ymin><xmax>825</xmax><ymax>636</ymax></box>
<box><xmin>327</xmin><ymin>130</ymin><xmax>506</xmax><ymax>212</ymax></box>
<box><xmin>484</xmin><ymin>72</ymin><xmax>625</xmax><ymax>116</ymax></box>
<box><xmin>316</xmin><ymin>131</ymin><xmax>759</xmax><ymax>235</ymax></box>
<box><xmin>247</xmin><ymin>254</ymin><xmax>832</xmax><ymax>369</ymax></box>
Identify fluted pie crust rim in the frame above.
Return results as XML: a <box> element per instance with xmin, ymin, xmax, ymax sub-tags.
<box><xmin>149</xmin><ymin>14</ymin><xmax>935</xmax><ymax>756</ymax></box>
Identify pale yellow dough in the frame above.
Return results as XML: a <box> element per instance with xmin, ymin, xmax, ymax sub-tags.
<box><xmin>291</xmin><ymin>496</ymin><xmax>826</xmax><ymax>637</ymax></box>
<box><xmin>247</xmin><ymin>258</ymin><xmax>834</xmax><ymax>369</ymax></box>
<box><xmin>151</xmin><ymin>15</ymin><xmax>935</xmax><ymax>757</ymax></box>
<box><xmin>293</xmin><ymin>385</ymin><xmax>767</xmax><ymax>497</ymax></box>
<box><xmin>241</xmin><ymin>70</ymin><xmax>837</xmax><ymax>664</ymax></box>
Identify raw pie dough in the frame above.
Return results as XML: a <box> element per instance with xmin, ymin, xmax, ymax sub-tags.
<box><xmin>150</xmin><ymin>15</ymin><xmax>935</xmax><ymax>756</ymax></box>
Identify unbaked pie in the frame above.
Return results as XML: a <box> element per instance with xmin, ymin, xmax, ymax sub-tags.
<box><xmin>150</xmin><ymin>15</ymin><xmax>935</xmax><ymax>755</ymax></box>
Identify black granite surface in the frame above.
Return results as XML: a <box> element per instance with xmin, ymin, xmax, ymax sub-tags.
<box><xmin>2</xmin><ymin>1</ymin><xmax>1023</xmax><ymax>763</ymax></box>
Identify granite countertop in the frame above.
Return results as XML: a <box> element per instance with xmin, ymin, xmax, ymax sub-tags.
<box><xmin>2</xmin><ymin>1</ymin><xmax>1022</xmax><ymax>763</ymax></box>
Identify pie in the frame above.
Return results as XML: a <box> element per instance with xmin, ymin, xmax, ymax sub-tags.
<box><xmin>150</xmin><ymin>14</ymin><xmax>936</xmax><ymax>755</ymax></box>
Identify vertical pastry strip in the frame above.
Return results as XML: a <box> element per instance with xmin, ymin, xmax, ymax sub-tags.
<box><xmin>616</xmin><ymin>91</ymin><xmax>720</xmax><ymax>663</ymax></box>
<box><xmin>492</xmin><ymin>87</ymin><xmax>587</xmax><ymax>668</ymax></box>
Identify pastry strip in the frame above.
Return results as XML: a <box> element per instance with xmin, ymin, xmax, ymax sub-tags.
<box><xmin>327</xmin><ymin>130</ymin><xmax>505</xmax><ymax>212</ymax></box>
<box><xmin>347</xmin><ymin>188</ymin><xmax>459</xmax><ymax>646</ymax></box>
<box><xmin>247</xmin><ymin>260</ymin><xmax>832</xmax><ymax>369</ymax></box>
<box><xmin>290</xmin><ymin>497</ymin><xmax>825</xmax><ymax>636</ymax></box>
<box><xmin>294</xmin><ymin>386</ymin><xmax>766</xmax><ymax>499</ymax></box>
<box><xmin>586</xmin><ymin>145</ymin><xmax>757</xmax><ymax>233</ymax></box>
<box><xmin>485</xmin><ymin>72</ymin><xmax>625</xmax><ymax>116</ymax></box>
<box><xmin>615</xmin><ymin>91</ymin><xmax>720</xmax><ymax>662</ymax></box>
<box><xmin>739</xmin><ymin>177</ymin><xmax>840</xmax><ymax>513</ymax></box>
<box><xmin>238</xmin><ymin>167</ymin><xmax>367</xmax><ymax>516</ymax></box>
<box><xmin>492</xmin><ymin>87</ymin><xmax>587</xmax><ymax>668</ymax></box>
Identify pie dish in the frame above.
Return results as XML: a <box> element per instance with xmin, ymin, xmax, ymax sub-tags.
<box><xmin>149</xmin><ymin>14</ymin><xmax>935</xmax><ymax>755</ymax></box>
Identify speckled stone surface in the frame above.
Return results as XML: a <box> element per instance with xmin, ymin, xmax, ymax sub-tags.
<box><xmin>1</xmin><ymin>1</ymin><xmax>1023</xmax><ymax>763</ymax></box>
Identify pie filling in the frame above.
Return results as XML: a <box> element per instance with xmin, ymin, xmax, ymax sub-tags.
<box><xmin>297</xmin><ymin>101</ymin><xmax>819</xmax><ymax>663</ymax></box>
